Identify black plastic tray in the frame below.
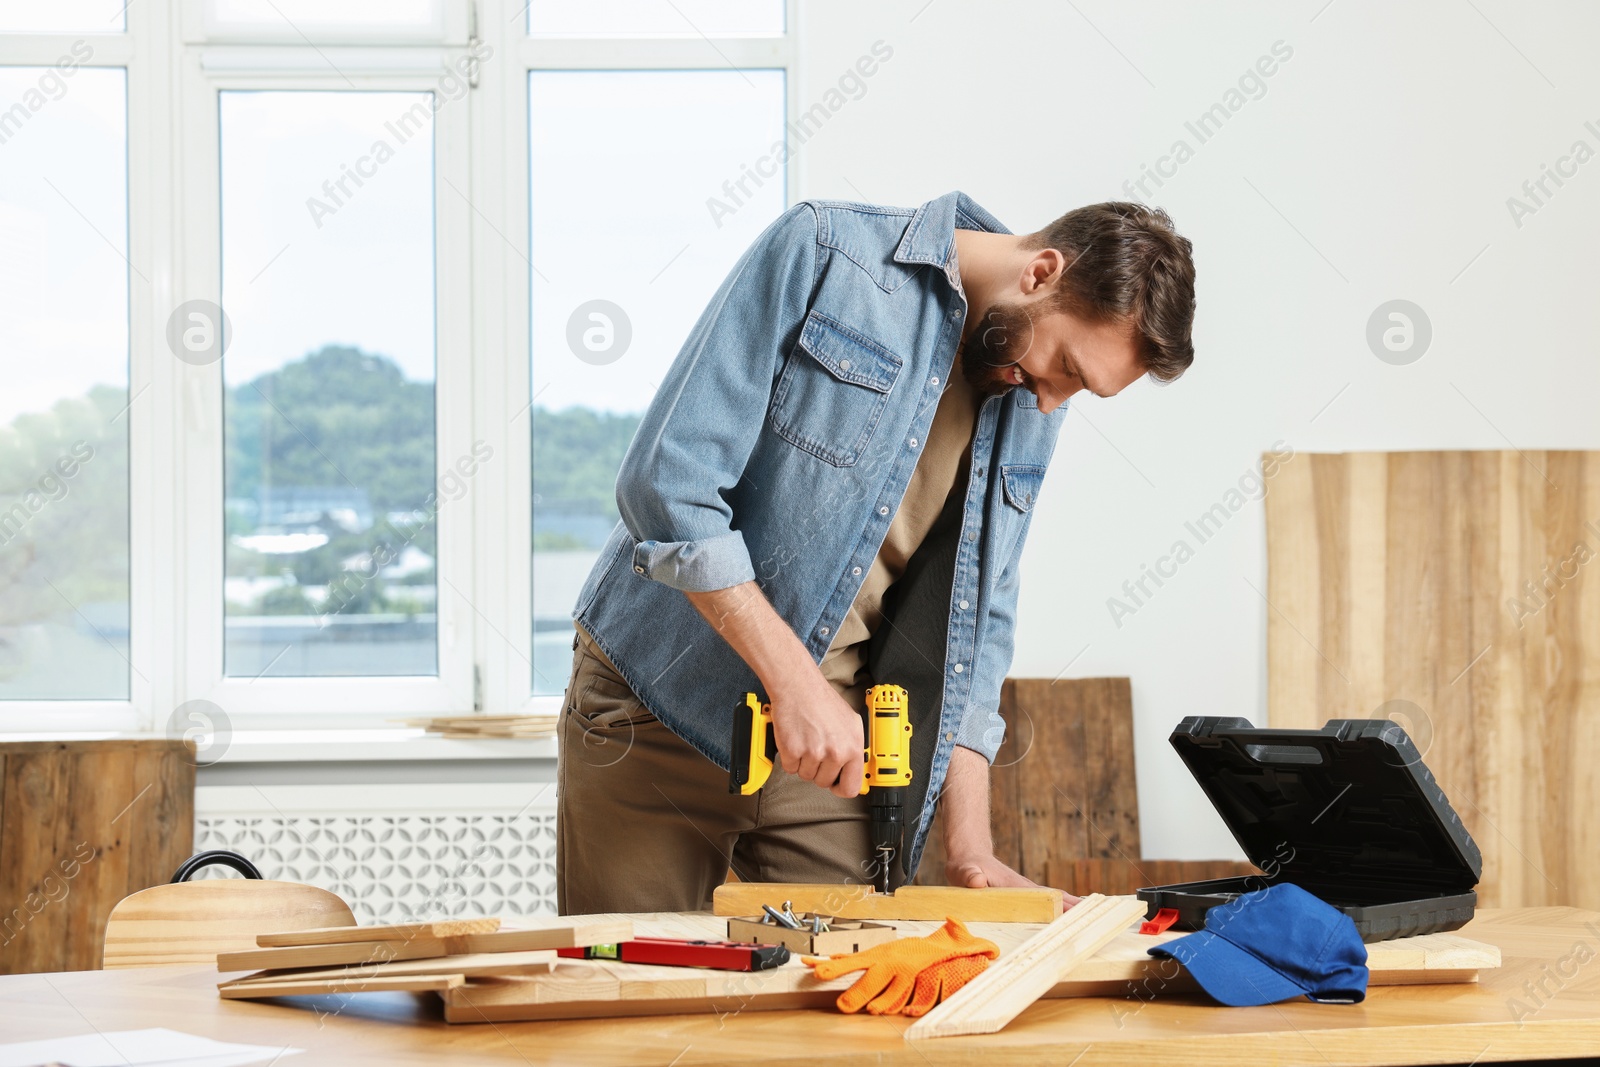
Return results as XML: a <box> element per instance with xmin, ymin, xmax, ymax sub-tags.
<box><xmin>1137</xmin><ymin>717</ymin><xmax>1483</xmax><ymax>943</ymax></box>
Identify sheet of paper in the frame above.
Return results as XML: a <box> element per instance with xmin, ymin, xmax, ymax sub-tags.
<box><xmin>0</xmin><ymin>1027</ymin><xmax>302</xmax><ymax>1067</ymax></box>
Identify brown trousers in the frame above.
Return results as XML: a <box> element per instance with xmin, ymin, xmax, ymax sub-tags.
<box><xmin>556</xmin><ymin>627</ymin><xmax>905</xmax><ymax>914</ymax></box>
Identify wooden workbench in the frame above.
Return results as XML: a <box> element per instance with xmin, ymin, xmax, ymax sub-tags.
<box><xmin>1</xmin><ymin>908</ymin><xmax>1597</xmax><ymax>1066</ymax></box>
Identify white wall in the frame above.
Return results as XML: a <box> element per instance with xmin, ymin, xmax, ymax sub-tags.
<box><xmin>793</xmin><ymin>0</ymin><xmax>1600</xmax><ymax>860</ymax></box>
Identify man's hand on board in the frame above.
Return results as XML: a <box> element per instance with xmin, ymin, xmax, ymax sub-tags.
<box><xmin>947</xmin><ymin>852</ymin><xmax>1084</xmax><ymax>911</ymax></box>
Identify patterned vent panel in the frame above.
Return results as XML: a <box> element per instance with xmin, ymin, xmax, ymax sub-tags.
<box><xmin>194</xmin><ymin>787</ymin><xmax>558</xmax><ymax>923</ymax></box>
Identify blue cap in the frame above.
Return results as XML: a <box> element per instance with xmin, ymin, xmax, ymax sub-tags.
<box><xmin>1148</xmin><ymin>883</ymin><xmax>1369</xmax><ymax>1007</ymax></box>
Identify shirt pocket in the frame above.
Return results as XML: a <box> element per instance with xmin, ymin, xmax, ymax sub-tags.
<box><xmin>1000</xmin><ymin>464</ymin><xmax>1045</xmax><ymax>511</ymax></box>
<box><xmin>769</xmin><ymin>308</ymin><xmax>902</xmax><ymax>468</ymax></box>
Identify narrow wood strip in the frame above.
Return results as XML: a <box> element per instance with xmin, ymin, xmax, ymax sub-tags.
<box><xmin>218</xmin><ymin>937</ymin><xmax>447</xmax><ymax>972</ymax></box>
<box><xmin>219</xmin><ymin>973</ymin><xmax>465</xmax><ymax>998</ymax></box>
<box><xmin>905</xmin><ymin>894</ymin><xmax>1146</xmax><ymax>1039</ymax></box>
<box><xmin>256</xmin><ymin>917</ymin><xmax>501</xmax><ymax>947</ymax></box>
<box><xmin>225</xmin><ymin>949</ymin><xmax>556</xmax><ymax>986</ymax></box>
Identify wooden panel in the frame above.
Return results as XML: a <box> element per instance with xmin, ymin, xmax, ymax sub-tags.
<box><xmin>0</xmin><ymin>740</ymin><xmax>194</xmax><ymax>974</ymax></box>
<box><xmin>917</xmin><ymin>677</ymin><xmax>1138</xmax><ymax>885</ymax></box>
<box><xmin>1264</xmin><ymin>450</ymin><xmax>1600</xmax><ymax>909</ymax></box>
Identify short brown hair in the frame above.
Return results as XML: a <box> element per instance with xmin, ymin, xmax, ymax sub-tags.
<box><xmin>1022</xmin><ymin>202</ymin><xmax>1196</xmax><ymax>382</ymax></box>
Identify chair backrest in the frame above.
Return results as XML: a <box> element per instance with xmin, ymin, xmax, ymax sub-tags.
<box><xmin>102</xmin><ymin>879</ymin><xmax>357</xmax><ymax>969</ymax></box>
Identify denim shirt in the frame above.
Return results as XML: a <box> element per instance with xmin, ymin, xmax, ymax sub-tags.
<box><xmin>572</xmin><ymin>190</ymin><xmax>1070</xmax><ymax>879</ymax></box>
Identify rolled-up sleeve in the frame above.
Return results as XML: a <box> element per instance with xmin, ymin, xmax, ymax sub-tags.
<box><xmin>614</xmin><ymin>203</ymin><xmax>820</xmax><ymax>592</ymax></box>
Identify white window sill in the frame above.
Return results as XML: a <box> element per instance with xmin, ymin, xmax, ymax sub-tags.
<box><xmin>0</xmin><ymin>728</ymin><xmax>557</xmax><ymax>763</ymax></box>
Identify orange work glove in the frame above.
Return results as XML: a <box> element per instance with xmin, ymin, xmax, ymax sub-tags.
<box><xmin>904</xmin><ymin>951</ymin><xmax>995</xmax><ymax>1016</ymax></box>
<box><xmin>805</xmin><ymin>918</ymin><xmax>1000</xmax><ymax>1015</ymax></box>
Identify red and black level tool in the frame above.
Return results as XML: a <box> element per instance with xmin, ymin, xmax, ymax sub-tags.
<box><xmin>556</xmin><ymin>937</ymin><xmax>790</xmax><ymax>971</ymax></box>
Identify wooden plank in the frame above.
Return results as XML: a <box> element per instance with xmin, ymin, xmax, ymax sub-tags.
<box><xmin>221</xmin><ymin>920</ymin><xmax>636</xmax><ymax>969</ymax></box>
<box><xmin>445</xmin><ymin>919</ymin><xmax>633</xmax><ymax>953</ymax></box>
<box><xmin>986</xmin><ymin>679</ymin><xmax>1033</xmax><ymax>875</ymax></box>
<box><xmin>220</xmin><ymin>973</ymin><xmax>466</xmax><ymax>998</ymax></box>
<box><xmin>256</xmin><ymin>917</ymin><xmax>501</xmax><ymax>947</ymax></box>
<box><xmin>1264</xmin><ymin>450</ymin><xmax>1600</xmax><ymax>910</ymax></box>
<box><xmin>0</xmin><ymin>740</ymin><xmax>194</xmax><ymax>974</ymax></box>
<box><xmin>1078</xmin><ymin>678</ymin><xmax>1141</xmax><ymax>861</ymax></box>
<box><xmin>711</xmin><ymin>883</ymin><xmax>1063</xmax><ymax>922</ymax></box>
<box><xmin>218</xmin><ymin>937</ymin><xmax>449</xmax><ymax>973</ymax></box>
<box><xmin>1016</xmin><ymin>679</ymin><xmax>1090</xmax><ymax>881</ymax></box>
<box><xmin>225</xmin><ymin>950</ymin><xmax>555</xmax><ymax>986</ymax></box>
<box><xmin>70</xmin><ymin>744</ymin><xmax>125</xmax><ymax>977</ymax></box>
<box><xmin>904</xmin><ymin>894</ymin><xmax>1147</xmax><ymax>1040</ymax></box>
<box><xmin>915</xmin><ymin>677</ymin><xmax>1137</xmax><ymax>886</ymax></box>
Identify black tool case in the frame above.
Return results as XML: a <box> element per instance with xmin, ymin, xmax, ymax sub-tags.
<box><xmin>1138</xmin><ymin>717</ymin><xmax>1483</xmax><ymax>943</ymax></box>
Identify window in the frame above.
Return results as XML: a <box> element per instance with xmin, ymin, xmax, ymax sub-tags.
<box><xmin>219</xmin><ymin>90</ymin><xmax>439</xmax><ymax>679</ymax></box>
<box><xmin>0</xmin><ymin>65</ymin><xmax>129</xmax><ymax>701</ymax></box>
<box><xmin>1</xmin><ymin>0</ymin><xmax>798</xmax><ymax>728</ymax></box>
<box><xmin>528</xmin><ymin>70</ymin><xmax>786</xmax><ymax>694</ymax></box>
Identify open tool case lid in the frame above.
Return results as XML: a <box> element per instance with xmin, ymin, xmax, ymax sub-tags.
<box><xmin>1167</xmin><ymin>717</ymin><xmax>1482</xmax><ymax>898</ymax></box>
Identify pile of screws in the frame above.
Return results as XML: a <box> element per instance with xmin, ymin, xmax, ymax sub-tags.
<box><xmin>759</xmin><ymin>900</ymin><xmax>830</xmax><ymax>934</ymax></box>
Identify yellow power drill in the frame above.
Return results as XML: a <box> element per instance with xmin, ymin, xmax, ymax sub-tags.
<box><xmin>729</xmin><ymin>683</ymin><xmax>913</xmax><ymax>894</ymax></box>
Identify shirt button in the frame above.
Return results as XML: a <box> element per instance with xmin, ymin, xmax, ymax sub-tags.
<box><xmin>967</xmin><ymin>530</ymin><xmax>977</xmax><ymax>541</ymax></box>
<box><xmin>633</xmin><ymin>565</ymin><xmax>645</xmax><ymax>574</ymax></box>
<box><xmin>959</xmin><ymin>599</ymin><xmax>969</xmax><ymax>610</ymax></box>
<box><xmin>840</xmin><ymin>358</ymin><xmax>852</xmax><ymax>371</ymax></box>
<box><xmin>945</xmin><ymin>731</ymin><xmax>955</xmax><ymax>741</ymax></box>
<box><xmin>930</xmin><ymin>376</ymin><xmax>940</xmax><ymax>386</ymax></box>
<box><xmin>879</xmin><ymin>506</ymin><xmax>890</xmax><ymax>516</ymax></box>
<box><xmin>820</xmin><ymin>626</ymin><xmax>831</xmax><ymax>637</ymax></box>
<box><xmin>953</xmin><ymin>663</ymin><xmax>964</xmax><ymax>674</ymax></box>
<box><xmin>975</xmin><ymin>467</ymin><xmax>984</xmax><ymax>478</ymax></box>
<box><xmin>852</xmin><ymin>566</ymin><xmax>862</xmax><ymax>576</ymax></box>
<box><xmin>909</xmin><ymin>438</ymin><xmax>918</xmax><ymax>448</ymax></box>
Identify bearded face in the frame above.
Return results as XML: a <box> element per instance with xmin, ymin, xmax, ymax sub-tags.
<box><xmin>958</xmin><ymin>301</ymin><xmax>1038</xmax><ymax>396</ymax></box>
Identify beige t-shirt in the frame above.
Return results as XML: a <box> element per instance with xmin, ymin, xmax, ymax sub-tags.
<box><xmin>817</xmin><ymin>369</ymin><xmax>980</xmax><ymax>710</ymax></box>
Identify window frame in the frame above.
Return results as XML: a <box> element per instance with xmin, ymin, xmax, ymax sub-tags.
<box><xmin>0</xmin><ymin>0</ymin><xmax>800</xmax><ymax>733</ymax></box>
<box><xmin>0</xmin><ymin>26</ymin><xmax>141</xmax><ymax>733</ymax></box>
<box><xmin>176</xmin><ymin>58</ymin><xmax>478</xmax><ymax>723</ymax></box>
<box><xmin>494</xmin><ymin>3</ymin><xmax>800</xmax><ymax>716</ymax></box>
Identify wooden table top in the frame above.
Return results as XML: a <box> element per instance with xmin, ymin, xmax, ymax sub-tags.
<box><xmin>2</xmin><ymin>907</ymin><xmax>1597</xmax><ymax>1066</ymax></box>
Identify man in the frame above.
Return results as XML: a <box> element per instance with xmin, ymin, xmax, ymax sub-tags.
<box><xmin>557</xmin><ymin>190</ymin><xmax>1195</xmax><ymax>914</ymax></box>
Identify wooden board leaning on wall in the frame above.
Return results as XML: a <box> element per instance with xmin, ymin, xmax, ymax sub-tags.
<box><xmin>1263</xmin><ymin>449</ymin><xmax>1600</xmax><ymax>910</ymax></box>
